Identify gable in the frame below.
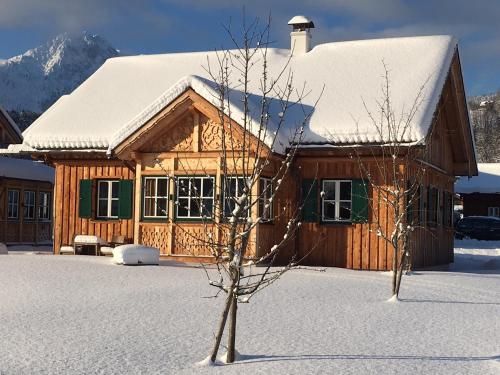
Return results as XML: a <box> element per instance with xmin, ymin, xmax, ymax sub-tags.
<box><xmin>115</xmin><ymin>89</ymin><xmax>264</xmax><ymax>160</ymax></box>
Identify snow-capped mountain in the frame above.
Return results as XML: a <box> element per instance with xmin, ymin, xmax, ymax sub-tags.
<box><xmin>0</xmin><ymin>32</ymin><xmax>118</xmax><ymax>114</ymax></box>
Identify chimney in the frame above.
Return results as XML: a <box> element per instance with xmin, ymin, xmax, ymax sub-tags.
<box><xmin>288</xmin><ymin>15</ymin><xmax>315</xmax><ymax>56</ymax></box>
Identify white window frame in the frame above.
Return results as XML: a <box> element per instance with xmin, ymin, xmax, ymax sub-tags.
<box><xmin>23</xmin><ymin>190</ymin><xmax>36</xmax><ymax>220</ymax></box>
<box><xmin>7</xmin><ymin>189</ymin><xmax>19</xmax><ymax>219</ymax></box>
<box><xmin>97</xmin><ymin>180</ymin><xmax>119</xmax><ymax>219</ymax></box>
<box><xmin>259</xmin><ymin>177</ymin><xmax>273</xmax><ymax>222</ymax></box>
<box><xmin>143</xmin><ymin>177</ymin><xmax>169</xmax><ymax>219</ymax></box>
<box><xmin>488</xmin><ymin>207</ymin><xmax>500</xmax><ymax>218</ymax></box>
<box><xmin>321</xmin><ymin>180</ymin><xmax>352</xmax><ymax>222</ymax></box>
<box><xmin>38</xmin><ymin>191</ymin><xmax>51</xmax><ymax>221</ymax></box>
<box><xmin>223</xmin><ymin>176</ymin><xmax>250</xmax><ymax>219</ymax></box>
<box><xmin>176</xmin><ymin>176</ymin><xmax>215</xmax><ymax>219</ymax></box>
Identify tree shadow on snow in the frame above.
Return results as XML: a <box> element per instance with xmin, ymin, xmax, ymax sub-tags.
<box><xmin>234</xmin><ymin>353</ymin><xmax>500</xmax><ymax>364</ymax></box>
<box><xmin>399</xmin><ymin>298</ymin><xmax>500</xmax><ymax>306</ymax></box>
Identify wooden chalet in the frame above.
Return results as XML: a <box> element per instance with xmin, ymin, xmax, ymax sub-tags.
<box><xmin>456</xmin><ymin>163</ymin><xmax>500</xmax><ymax>218</ymax></box>
<box><xmin>4</xmin><ymin>21</ymin><xmax>477</xmax><ymax>269</ymax></box>
<box><xmin>0</xmin><ymin>106</ymin><xmax>54</xmax><ymax>244</ymax></box>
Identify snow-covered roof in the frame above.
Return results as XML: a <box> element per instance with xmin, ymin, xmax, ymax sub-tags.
<box><xmin>19</xmin><ymin>35</ymin><xmax>457</xmax><ymax>155</ymax></box>
<box><xmin>0</xmin><ymin>157</ymin><xmax>54</xmax><ymax>183</ymax></box>
<box><xmin>456</xmin><ymin>163</ymin><xmax>500</xmax><ymax>194</ymax></box>
<box><xmin>0</xmin><ymin>104</ymin><xmax>22</xmax><ymax>139</ymax></box>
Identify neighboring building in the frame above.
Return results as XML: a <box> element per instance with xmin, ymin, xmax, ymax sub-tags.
<box><xmin>3</xmin><ymin>19</ymin><xmax>477</xmax><ymax>269</ymax></box>
<box><xmin>456</xmin><ymin>163</ymin><xmax>500</xmax><ymax>218</ymax></box>
<box><xmin>0</xmin><ymin>105</ymin><xmax>54</xmax><ymax>244</ymax></box>
<box><xmin>0</xmin><ymin>106</ymin><xmax>22</xmax><ymax>146</ymax></box>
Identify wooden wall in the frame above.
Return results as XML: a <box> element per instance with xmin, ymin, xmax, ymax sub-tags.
<box><xmin>53</xmin><ymin>161</ymin><xmax>134</xmax><ymax>253</ymax></box>
<box><xmin>0</xmin><ymin>177</ymin><xmax>53</xmax><ymax>244</ymax></box>
<box><xmin>287</xmin><ymin>157</ymin><xmax>455</xmax><ymax>270</ymax></box>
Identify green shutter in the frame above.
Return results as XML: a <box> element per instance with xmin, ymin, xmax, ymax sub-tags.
<box><xmin>301</xmin><ymin>179</ymin><xmax>318</xmax><ymax>222</ymax></box>
<box><xmin>79</xmin><ymin>179</ymin><xmax>93</xmax><ymax>218</ymax></box>
<box><xmin>118</xmin><ymin>179</ymin><xmax>134</xmax><ymax>219</ymax></box>
<box><xmin>352</xmin><ymin>179</ymin><xmax>369</xmax><ymax>223</ymax></box>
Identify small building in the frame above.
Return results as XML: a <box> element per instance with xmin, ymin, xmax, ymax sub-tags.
<box><xmin>0</xmin><ymin>105</ymin><xmax>54</xmax><ymax>244</ymax></box>
<box><xmin>3</xmin><ymin>19</ymin><xmax>477</xmax><ymax>269</ymax></box>
<box><xmin>456</xmin><ymin>163</ymin><xmax>500</xmax><ymax>218</ymax></box>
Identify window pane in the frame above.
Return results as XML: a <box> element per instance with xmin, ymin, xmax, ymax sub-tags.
<box><xmin>177</xmin><ymin>198</ymin><xmax>189</xmax><ymax>217</ymax></box>
<box><xmin>157</xmin><ymin>179</ymin><xmax>168</xmax><ymax>197</ymax></box>
<box><xmin>144</xmin><ymin>179</ymin><xmax>155</xmax><ymax>197</ymax></box>
<box><xmin>192</xmin><ymin>178</ymin><xmax>201</xmax><ymax>197</ymax></box>
<box><xmin>98</xmin><ymin>201</ymin><xmax>108</xmax><ymax>217</ymax></box>
<box><xmin>323</xmin><ymin>181</ymin><xmax>336</xmax><ymax>200</ymax></box>
<box><xmin>156</xmin><ymin>198</ymin><xmax>168</xmax><ymax>217</ymax></box>
<box><xmin>202</xmin><ymin>198</ymin><xmax>213</xmax><ymax>217</ymax></box>
<box><xmin>144</xmin><ymin>197</ymin><xmax>155</xmax><ymax>216</ymax></box>
<box><xmin>339</xmin><ymin>202</ymin><xmax>351</xmax><ymax>220</ymax></box>
<box><xmin>340</xmin><ymin>181</ymin><xmax>351</xmax><ymax>201</ymax></box>
<box><xmin>111</xmin><ymin>182</ymin><xmax>119</xmax><ymax>198</ymax></box>
<box><xmin>190</xmin><ymin>199</ymin><xmax>202</xmax><ymax>217</ymax></box>
<box><xmin>323</xmin><ymin>201</ymin><xmax>336</xmax><ymax>220</ymax></box>
<box><xmin>203</xmin><ymin>178</ymin><xmax>214</xmax><ymax>197</ymax></box>
<box><xmin>178</xmin><ymin>179</ymin><xmax>189</xmax><ymax>197</ymax></box>
<box><xmin>99</xmin><ymin>182</ymin><xmax>108</xmax><ymax>198</ymax></box>
<box><xmin>111</xmin><ymin>200</ymin><xmax>119</xmax><ymax>217</ymax></box>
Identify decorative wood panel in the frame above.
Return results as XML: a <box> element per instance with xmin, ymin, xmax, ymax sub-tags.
<box><xmin>139</xmin><ymin>224</ymin><xmax>170</xmax><ymax>255</ymax></box>
<box><xmin>200</xmin><ymin>118</ymin><xmax>244</xmax><ymax>151</ymax></box>
<box><xmin>139</xmin><ymin>114</ymin><xmax>194</xmax><ymax>153</ymax></box>
<box><xmin>171</xmin><ymin>224</ymin><xmax>216</xmax><ymax>256</ymax></box>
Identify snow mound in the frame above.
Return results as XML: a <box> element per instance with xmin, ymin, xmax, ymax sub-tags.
<box><xmin>112</xmin><ymin>244</ymin><xmax>160</xmax><ymax>265</ymax></box>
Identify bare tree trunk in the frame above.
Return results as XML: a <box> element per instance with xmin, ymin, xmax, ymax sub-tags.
<box><xmin>226</xmin><ymin>294</ymin><xmax>238</xmax><ymax>363</ymax></box>
<box><xmin>395</xmin><ymin>244</ymin><xmax>408</xmax><ymax>297</ymax></box>
<box><xmin>210</xmin><ymin>290</ymin><xmax>234</xmax><ymax>363</ymax></box>
<box><xmin>391</xmin><ymin>245</ymin><xmax>398</xmax><ymax>295</ymax></box>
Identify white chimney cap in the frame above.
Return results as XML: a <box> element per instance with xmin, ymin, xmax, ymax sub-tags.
<box><xmin>288</xmin><ymin>15</ymin><xmax>315</xmax><ymax>28</ymax></box>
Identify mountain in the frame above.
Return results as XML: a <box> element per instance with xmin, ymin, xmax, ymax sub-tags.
<box><xmin>0</xmin><ymin>32</ymin><xmax>119</xmax><ymax>128</ymax></box>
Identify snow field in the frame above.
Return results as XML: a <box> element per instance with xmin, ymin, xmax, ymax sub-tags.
<box><xmin>0</xmin><ymin>242</ymin><xmax>498</xmax><ymax>374</ymax></box>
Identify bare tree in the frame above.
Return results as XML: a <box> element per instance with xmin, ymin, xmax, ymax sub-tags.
<box><xmin>345</xmin><ymin>63</ymin><xmax>431</xmax><ymax>300</ymax></box>
<box><xmin>469</xmin><ymin>96</ymin><xmax>500</xmax><ymax>162</ymax></box>
<box><xmin>153</xmin><ymin>16</ymin><xmax>322</xmax><ymax>364</ymax></box>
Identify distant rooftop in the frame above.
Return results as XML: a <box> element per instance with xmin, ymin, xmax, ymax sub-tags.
<box><xmin>0</xmin><ymin>157</ymin><xmax>54</xmax><ymax>183</ymax></box>
<box><xmin>455</xmin><ymin>163</ymin><xmax>500</xmax><ymax>194</ymax></box>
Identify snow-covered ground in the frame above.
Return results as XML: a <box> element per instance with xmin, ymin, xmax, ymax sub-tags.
<box><xmin>0</xmin><ymin>241</ymin><xmax>498</xmax><ymax>374</ymax></box>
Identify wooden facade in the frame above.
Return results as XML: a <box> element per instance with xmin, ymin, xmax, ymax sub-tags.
<box><xmin>45</xmin><ymin>54</ymin><xmax>475</xmax><ymax>270</ymax></box>
<box><xmin>461</xmin><ymin>193</ymin><xmax>500</xmax><ymax>218</ymax></box>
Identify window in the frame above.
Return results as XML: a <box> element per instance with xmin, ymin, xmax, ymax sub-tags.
<box><xmin>321</xmin><ymin>180</ymin><xmax>352</xmax><ymax>222</ymax></box>
<box><xmin>97</xmin><ymin>180</ymin><xmax>119</xmax><ymax>219</ymax></box>
<box><xmin>488</xmin><ymin>207</ymin><xmax>500</xmax><ymax>218</ymax></box>
<box><xmin>38</xmin><ymin>192</ymin><xmax>51</xmax><ymax>221</ymax></box>
<box><xmin>419</xmin><ymin>186</ymin><xmax>426</xmax><ymax>225</ymax></box>
<box><xmin>143</xmin><ymin>177</ymin><xmax>169</xmax><ymax>219</ymax></box>
<box><xmin>176</xmin><ymin>176</ymin><xmax>215</xmax><ymax>219</ymax></box>
<box><xmin>442</xmin><ymin>191</ymin><xmax>453</xmax><ymax>227</ymax></box>
<box><xmin>23</xmin><ymin>190</ymin><xmax>35</xmax><ymax>220</ymax></box>
<box><xmin>222</xmin><ymin>176</ymin><xmax>250</xmax><ymax>219</ymax></box>
<box><xmin>427</xmin><ymin>186</ymin><xmax>439</xmax><ymax>225</ymax></box>
<box><xmin>7</xmin><ymin>189</ymin><xmax>19</xmax><ymax>219</ymax></box>
<box><xmin>259</xmin><ymin>178</ymin><xmax>273</xmax><ymax>221</ymax></box>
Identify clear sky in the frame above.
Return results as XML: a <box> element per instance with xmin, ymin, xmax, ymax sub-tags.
<box><xmin>0</xmin><ymin>0</ymin><xmax>499</xmax><ymax>96</ymax></box>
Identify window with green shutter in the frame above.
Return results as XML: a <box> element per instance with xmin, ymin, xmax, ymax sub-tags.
<box><xmin>301</xmin><ymin>179</ymin><xmax>318</xmax><ymax>222</ymax></box>
<box><xmin>79</xmin><ymin>179</ymin><xmax>93</xmax><ymax>218</ymax></box>
<box><xmin>351</xmin><ymin>179</ymin><xmax>369</xmax><ymax>223</ymax></box>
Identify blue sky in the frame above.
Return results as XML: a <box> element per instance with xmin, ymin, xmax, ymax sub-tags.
<box><xmin>0</xmin><ymin>0</ymin><xmax>499</xmax><ymax>96</ymax></box>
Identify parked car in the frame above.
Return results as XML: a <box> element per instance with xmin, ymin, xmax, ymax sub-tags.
<box><xmin>455</xmin><ymin>216</ymin><xmax>500</xmax><ymax>240</ymax></box>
